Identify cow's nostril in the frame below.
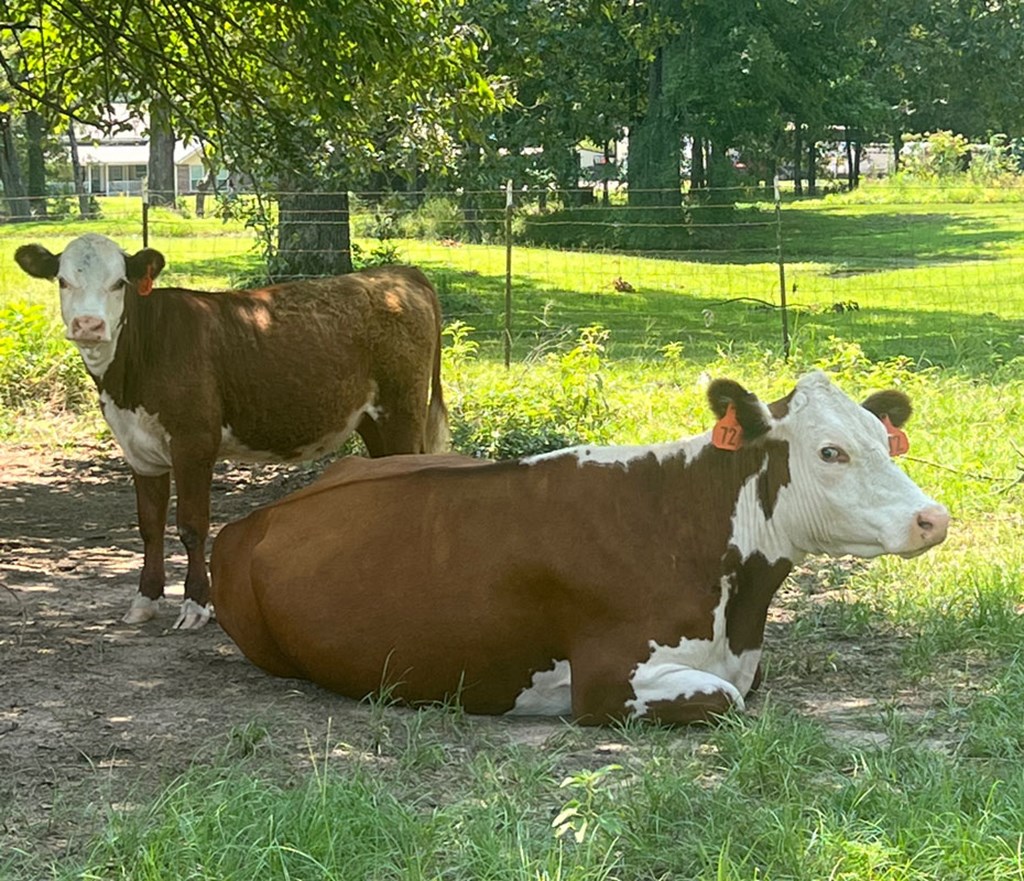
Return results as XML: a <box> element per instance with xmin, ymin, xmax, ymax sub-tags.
<box><xmin>916</xmin><ymin>505</ymin><xmax>950</xmax><ymax>544</ymax></box>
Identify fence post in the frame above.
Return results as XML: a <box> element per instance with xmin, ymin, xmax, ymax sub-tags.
<box><xmin>504</xmin><ymin>180</ymin><xmax>513</xmax><ymax>368</ymax></box>
<box><xmin>774</xmin><ymin>176</ymin><xmax>790</xmax><ymax>359</ymax></box>
<box><xmin>141</xmin><ymin>183</ymin><xmax>150</xmax><ymax>248</ymax></box>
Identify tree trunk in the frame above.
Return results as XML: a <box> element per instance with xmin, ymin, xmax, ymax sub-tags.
<box><xmin>627</xmin><ymin>47</ymin><xmax>680</xmax><ymax>207</ymax></box>
<box><xmin>68</xmin><ymin>123</ymin><xmax>94</xmax><ymax>217</ymax></box>
<box><xmin>25</xmin><ymin>110</ymin><xmax>46</xmax><ymax>217</ymax></box>
<box><xmin>276</xmin><ymin>181</ymin><xmax>352</xmax><ymax>279</ymax></box>
<box><xmin>793</xmin><ymin>124</ymin><xmax>803</xmax><ymax>196</ymax></box>
<box><xmin>147</xmin><ymin>98</ymin><xmax>177</xmax><ymax>207</ymax></box>
<box><xmin>807</xmin><ymin>139</ymin><xmax>817</xmax><ymax>196</ymax></box>
<box><xmin>194</xmin><ymin>167</ymin><xmax>215</xmax><ymax>218</ymax></box>
<box><xmin>0</xmin><ymin>114</ymin><xmax>29</xmax><ymax>220</ymax></box>
<box><xmin>690</xmin><ymin>134</ymin><xmax>706</xmax><ymax>190</ymax></box>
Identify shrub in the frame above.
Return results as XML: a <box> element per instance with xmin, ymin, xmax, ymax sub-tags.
<box><xmin>447</xmin><ymin>323</ymin><xmax>615</xmax><ymax>459</ymax></box>
<box><xmin>396</xmin><ymin>196</ymin><xmax>466</xmax><ymax>241</ymax></box>
<box><xmin>0</xmin><ymin>302</ymin><xmax>92</xmax><ymax>413</ymax></box>
<box><xmin>519</xmin><ymin>205</ymin><xmax>692</xmax><ymax>251</ymax></box>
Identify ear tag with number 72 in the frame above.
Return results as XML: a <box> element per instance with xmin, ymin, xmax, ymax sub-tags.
<box><xmin>712</xmin><ymin>403</ymin><xmax>744</xmax><ymax>451</ymax></box>
<box><xmin>881</xmin><ymin>415</ymin><xmax>909</xmax><ymax>457</ymax></box>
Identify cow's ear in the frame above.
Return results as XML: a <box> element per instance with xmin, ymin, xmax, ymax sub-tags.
<box><xmin>15</xmin><ymin>244</ymin><xmax>60</xmax><ymax>280</ymax></box>
<box><xmin>707</xmin><ymin>378</ymin><xmax>771</xmax><ymax>441</ymax></box>
<box><xmin>861</xmin><ymin>389</ymin><xmax>912</xmax><ymax>428</ymax></box>
<box><xmin>125</xmin><ymin>248</ymin><xmax>166</xmax><ymax>282</ymax></box>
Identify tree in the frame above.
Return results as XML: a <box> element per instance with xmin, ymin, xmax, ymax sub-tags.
<box><xmin>5</xmin><ymin>0</ymin><xmax>495</xmax><ymax>276</ymax></box>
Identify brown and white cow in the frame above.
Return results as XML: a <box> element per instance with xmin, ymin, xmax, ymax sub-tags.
<box><xmin>210</xmin><ymin>371</ymin><xmax>948</xmax><ymax>724</ymax></box>
<box><xmin>16</xmin><ymin>233</ymin><xmax>448</xmax><ymax>630</ymax></box>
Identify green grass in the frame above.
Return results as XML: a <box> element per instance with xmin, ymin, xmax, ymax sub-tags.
<box><xmin>2</xmin><ymin>184</ymin><xmax>1024</xmax><ymax>880</ymax></box>
<box><xmin>11</xmin><ymin>703</ymin><xmax>1024</xmax><ymax>880</ymax></box>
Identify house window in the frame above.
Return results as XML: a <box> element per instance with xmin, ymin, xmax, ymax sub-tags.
<box><xmin>89</xmin><ymin>166</ymin><xmax>101</xmax><ymax>193</ymax></box>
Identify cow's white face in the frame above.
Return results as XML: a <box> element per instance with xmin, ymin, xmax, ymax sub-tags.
<box><xmin>764</xmin><ymin>371</ymin><xmax>948</xmax><ymax>559</ymax></box>
<box><xmin>56</xmin><ymin>234</ymin><xmax>129</xmax><ymax>348</ymax></box>
<box><xmin>15</xmin><ymin>234</ymin><xmax>165</xmax><ymax>377</ymax></box>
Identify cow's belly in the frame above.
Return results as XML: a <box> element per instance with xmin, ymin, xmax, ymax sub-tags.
<box><xmin>219</xmin><ymin>400</ymin><xmax>376</xmax><ymax>463</ymax></box>
<box><xmin>100</xmin><ymin>394</ymin><xmax>172</xmax><ymax>476</ymax></box>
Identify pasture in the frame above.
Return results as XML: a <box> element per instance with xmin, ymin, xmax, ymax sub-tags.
<box><xmin>1</xmin><ymin>186</ymin><xmax>1023</xmax><ymax>880</ymax></box>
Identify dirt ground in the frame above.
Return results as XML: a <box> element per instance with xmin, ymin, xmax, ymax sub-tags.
<box><xmin>0</xmin><ymin>437</ymin><xmax>938</xmax><ymax>863</ymax></box>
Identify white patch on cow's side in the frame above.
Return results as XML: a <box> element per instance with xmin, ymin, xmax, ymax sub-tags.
<box><xmin>625</xmin><ymin>576</ymin><xmax>761</xmax><ymax>718</ymax></box>
<box><xmin>100</xmin><ymin>393</ymin><xmax>173</xmax><ymax>476</ymax></box>
<box><xmin>506</xmin><ymin>659</ymin><xmax>572</xmax><ymax>716</ymax></box>
<box><xmin>523</xmin><ymin>433</ymin><xmax>711</xmax><ymax>469</ymax></box>
<box><xmin>219</xmin><ymin>397</ymin><xmax>377</xmax><ymax>462</ymax></box>
<box><xmin>123</xmin><ymin>594</ymin><xmax>160</xmax><ymax>624</ymax></box>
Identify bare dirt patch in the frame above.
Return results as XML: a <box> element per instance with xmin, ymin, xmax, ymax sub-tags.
<box><xmin>0</xmin><ymin>439</ymin><xmax>937</xmax><ymax>863</ymax></box>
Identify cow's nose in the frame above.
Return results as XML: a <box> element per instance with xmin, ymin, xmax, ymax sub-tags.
<box><xmin>69</xmin><ymin>315</ymin><xmax>107</xmax><ymax>343</ymax></box>
<box><xmin>917</xmin><ymin>504</ymin><xmax>950</xmax><ymax>545</ymax></box>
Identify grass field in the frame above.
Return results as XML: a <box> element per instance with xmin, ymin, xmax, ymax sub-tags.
<box><xmin>1</xmin><ymin>185</ymin><xmax>1023</xmax><ymax>880</ymax></box>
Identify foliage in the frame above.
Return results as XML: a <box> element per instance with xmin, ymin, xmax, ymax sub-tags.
<box><xmin>0</xmin><ymin>301</ymin><xmax>90</xmax><ymax>415</ymax></box>
<box><xmin>446</xmin><ymin>324</ymin><xmax>615</xmax><ymax>459</ymax></box>
<box><xmin>395</xmin><ymin>196</ymin><xmax>467</xmax><ymax>241</ymax></box>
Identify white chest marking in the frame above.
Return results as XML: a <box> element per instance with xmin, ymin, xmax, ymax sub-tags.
<box><xmin>506</xmin><ymin>660</ymin><xmax>572</xmax><ymax>716</ymax></box>
<box><xmin>626</xmin><ymin>577</ymin><xmax>761</xmax><ymax>717</ymax></box>
<box><xmin>100</xmin><ymin>393</ymin><xmax>172</xmax><ymax>476</ymax></box>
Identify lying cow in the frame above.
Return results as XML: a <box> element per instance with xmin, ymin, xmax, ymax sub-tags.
<box><xmin>210</xmin><ymin>370</ymin><xmax>949</xmax><ymax>724</ymax></box>
<box><xmin>16</xmin><ymin>234</ymin><xmax>448</xmax><ymax>629</ymax></box>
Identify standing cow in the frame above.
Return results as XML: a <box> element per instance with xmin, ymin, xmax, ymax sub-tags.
<box><xmin>16</xmin><ymin>233</ymin><xmax>448</xmax><ymax>629</ymax></box>
<box><xmin>210</xmin><ymin>371</ymin><xmax>949</xmax><ymax>725</ymax></box>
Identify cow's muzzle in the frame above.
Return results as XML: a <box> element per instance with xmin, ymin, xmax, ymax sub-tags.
<box><xmin>68</xmin><ymin>315</ymin><xmax>109</xmax><ymax>344</ymax></box>
<box><xmin>901</xmin><ymin>503</ymin><xmax>950</xmax><ymax>557</ymax></box>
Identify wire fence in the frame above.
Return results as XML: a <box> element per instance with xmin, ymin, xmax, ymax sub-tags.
<box><xmin>3</xmin><ymin>184</ymin><xmax>1023</xmax><ymax>372</ymax></box>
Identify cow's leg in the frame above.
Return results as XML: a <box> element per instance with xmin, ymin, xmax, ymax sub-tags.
<box><xmin>123</xmin><ymin>471</ymin><xmax>170</xmax><ymax>624</ymax></box>
<box><xmin>626</xmin><ymin>666</ymin><xmax>745</xmax><ymax>725</ymax></box>
<box><xmin>170</xmin><ymin>450</ymin><xmax>215</xmax><ymax>630</ymax></box>
<box><xmin>356</xmin><ymin>413</ymin><xmax>387</xmax><ymax>458</ymax></box>
<box><xmin>371</xmin><ymin>385</ymin><xmax>429</xmax><ymax>455</ymax></box>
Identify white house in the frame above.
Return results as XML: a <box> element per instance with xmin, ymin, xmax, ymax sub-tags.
<box><xmin>73</xmin><ymin>106</ymin><xmax>226</xmax><ymax>197</ymax></box>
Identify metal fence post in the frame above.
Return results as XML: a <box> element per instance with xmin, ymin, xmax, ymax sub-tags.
<box><xmin>504</xmin><ymin>180</ymin><xmax>513</xmax><ymax>368</ymax></box>
<box><xmin>774</xmin><ymin>176</ymin><xmax>791</xmax><ymax>359</ymax></box>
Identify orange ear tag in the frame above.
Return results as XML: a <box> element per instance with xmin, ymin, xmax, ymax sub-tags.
<box><xmin>881</xmin><ymin>415</ymin><xmax>909</xmax><ymax>457</ymax></box>
<box><xmin>712</xmin><ymin>403</ymin><xmax>744</xmax><ymax>451</ymax></box>
<box><xmin>137</xmin><ymin>266</ymin><xmax>154</xmax><ymax>296</ymax></box>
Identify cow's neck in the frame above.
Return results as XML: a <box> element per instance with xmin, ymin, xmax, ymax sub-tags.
<box><xmin>75</xmin><ymin>334</ymin><xmax>120</xmax><ymax>380</ymax></box>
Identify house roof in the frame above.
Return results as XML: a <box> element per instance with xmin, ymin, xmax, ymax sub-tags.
<box><xmin>78</xmin><ymin>140</ymin><xmax>207</xmax><ymax>167</ymax></box>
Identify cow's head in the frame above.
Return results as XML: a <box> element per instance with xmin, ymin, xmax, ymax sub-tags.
<box><xmin>708</xmin><ymin>370</ymin><xmax>948</xmax><ymax>560</ymax></box>
<box><xmin>16</xmin><ymin>234</ymin><xmax>165</xmax><ymax>372</ymax></box>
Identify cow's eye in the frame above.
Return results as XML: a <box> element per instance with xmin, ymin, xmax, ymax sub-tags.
<box><xmin>58</xmin><ymin>278</ymin><xmax>69</xmax><ymax>289</ymax></box>
<box><xmin>820</xmin><ymin>446</ymin><xmax>848</xmax><ymax>463</ymax></box>
<box><xmin>112</xmin><ymin>278</ymin><xmax>127</xmax><ymax>291</ymax></box>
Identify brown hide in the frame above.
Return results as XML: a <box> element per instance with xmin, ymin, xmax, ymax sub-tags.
<box><xmin>108</xmin><ymin>265</ymin><xmax>447</xmax><ymax>459</ymax></box>
<box><xmin>211</xmin><ymin>442</ymin><xmax>782</xmax><ymax>721</ymax></box>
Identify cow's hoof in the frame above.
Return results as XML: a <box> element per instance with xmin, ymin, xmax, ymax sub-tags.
<box><xmin>173</xmin><ymin>599</ymin><xmax>213</xmax><ymax>630</ymax></box>
<box><xmin>123</xmin><ymin>595</ymin><xmax>160</xmax><ymax>624</ymax></box>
